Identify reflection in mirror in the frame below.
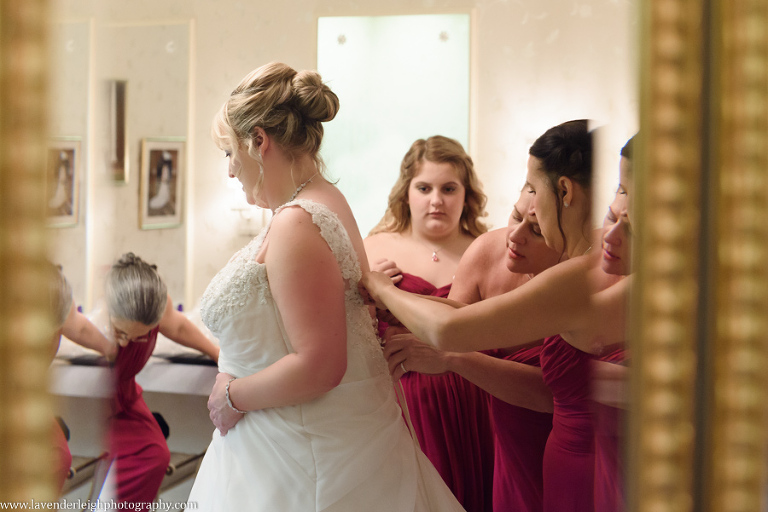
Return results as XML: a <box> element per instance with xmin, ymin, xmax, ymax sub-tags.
<box><xmin>38</xmin><ymin>2</ymin><xmax>642</xmax><ymax>509</ymax></box>
<box><xmin>46</xmin><ymin>17</ymin><xmax>197</xmax><ymax>507</ymax></box>
<box><xmin>47</xmin><ymin>21</ymin><xmax>90</xmax><ymax>308</ymax></box>
<box><xmin>90</xmin><ymin>22</ymin><xmax>190</xmax><ymax>305</ymax></box>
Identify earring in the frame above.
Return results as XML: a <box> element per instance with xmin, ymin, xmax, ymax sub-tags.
<box><xmin>564</xmin><ymin>202</ymin><xmax>570</xmax><ymax>208</ymax></box>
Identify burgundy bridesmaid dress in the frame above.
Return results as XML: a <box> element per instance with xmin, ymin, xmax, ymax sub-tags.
<box><xmin>51</xmin><ymin>341</ymin><xmax>72</xmax><ymax>493</ymax></box>
<box><xmin>489</xmin><ymin>345</ymin><xmax>552</xmax><ymax>512</ymax></box>
<box><xmin>110</xmin><ymin>327</ymin><xmax>170</xmax><ymax>510</ymax></box>
<box><xmin>383</xmin><ymin>273</ymin><xmax>495</xmax><ymax>512</ymax></box>
<box><xmin>593</xmin><ymin>346</ymin><xmax>627</xmax><ymax>512</ymax></box>
<box><xmin>540</xmin><ymin>334</ymin><xmax>594</xmax><ymax>512</ymax></box>
<box><xmin>52</xmin><ymin>420</ymin><xmax>72</xmax><ymax>493</ymax></box>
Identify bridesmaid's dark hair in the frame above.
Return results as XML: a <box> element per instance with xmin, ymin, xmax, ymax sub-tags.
<box><xmin>529</xmin><ymin>120</ymin><xmax>593</xmax><ymax>255</ymax></box>
<box><xmin>621</xmin><ymin>133</ymin><xmax>637</xmax><ymax>161</ymax></box>
<box><xmin>106</xmin><ymin>252</ymin><xmax>167</xmax><ymax>326</ymax></box>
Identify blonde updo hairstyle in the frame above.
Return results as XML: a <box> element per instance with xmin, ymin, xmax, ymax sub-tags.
<box><xmin>212</xmin><ymin>62</ymin><xmax>340</xmax><ymax>195</ymax></box>
<box><xmin>47</xmin><ymin>263</ymin><xmax>73</xmax><ymax>329</ymax></box>
<box><xmin>370</xmin><ymin>135</ymin><xmax>488</xmax><ymax>237</ymax></box>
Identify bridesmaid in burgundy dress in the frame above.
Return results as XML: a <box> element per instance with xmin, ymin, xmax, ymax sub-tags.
<box><xmin>46</xmin><ymin>263</ymin><xmax>75</xmax><ymax>493</ymax></box>
<box><xmin>382</xmin><ymin>186</ymin><xmax>561</xmax><ymax>512</ymax></box>
<box><xmin>105</xmin><ymin>253</ymin><xmax>219</xmax><ymax>511</ymax></box>
<box><xmin>50</xmin><ymin>264</ymin><xmax>118</xmax><ymax>494</ymax></box>
<box><xmin>364</xmin><ymin>136</ymin><xmax>493</xmax><ymax>511</ymax></box>
<box><xmin>591</xmin><ymin>135</ymin><xmax>635</xmax><ymax>512</ymax></box>
<box><xmin>365</xmin><ymin>120</ymin><xmax>634</xmax><ymax>512</ymax></box>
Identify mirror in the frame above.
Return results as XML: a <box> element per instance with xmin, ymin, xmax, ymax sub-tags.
<box><xmin>47</xmin><ymin>20</ymin><xmax>191</xmax><ymax>308</ymax></box>
<box><xmin>47</xmin><ymin>20</ymin><xmax>90</xmax><ymax>307</ymax></box>
<box><xmin>44</xmin><ymin>2</ymin><xmax>638</xmax><ymax>508</ymax></box>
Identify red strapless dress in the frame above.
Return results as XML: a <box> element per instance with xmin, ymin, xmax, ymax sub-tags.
<box><xmin>489</xmin><ymin>345</ymin><xmax>552</xmax><ymax>512</ymax></box>
<box><xmin>110</xmin><ymin>327</ymin><xmax>170</xmax><ymax>510</ymax></box>
<box><xmin>52</xmin><ymin>420</ymin><xmax>72</xmax><ymax>493</ymax></box>
<box><xmin>540</xmin><ymin>334</ymin><xmax>594</xmax><ymax>512</ymax></box>
<box><xmin>593</xmin><ymin>345</ymin><xmax>627</xmax><ymax>512</ymax></box>
<box><xmin>382</xmin><ymin>273</ymin><xmax>494</xmax><ymax>512</ymax></box>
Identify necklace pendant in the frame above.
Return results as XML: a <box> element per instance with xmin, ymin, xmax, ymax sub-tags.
<box><xmin>432</xmin><ymin>251</ymin><xmax>439</xmax><ymax>262</ymax></box>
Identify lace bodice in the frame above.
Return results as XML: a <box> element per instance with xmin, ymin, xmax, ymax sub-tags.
<box><xmin>200</xmin><ymin>199</ymin><xmax>387</xmax><ymax>381</ymax></box>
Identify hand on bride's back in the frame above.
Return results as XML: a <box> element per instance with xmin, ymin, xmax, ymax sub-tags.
<box><xmin>360</xmin><ymin>271</ymin><xmax>395</xmax><ymax>311</ymax></box>
<box><xmin>208</xmin><ymin>372</ymin><xmax>245</xmax><ymax>436</ymax></box>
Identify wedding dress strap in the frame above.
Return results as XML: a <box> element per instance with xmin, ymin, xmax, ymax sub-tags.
<box><xmin>274</xmin><ymin>199</ymin><xmax>362</xmax><ymax>285</ymax></box>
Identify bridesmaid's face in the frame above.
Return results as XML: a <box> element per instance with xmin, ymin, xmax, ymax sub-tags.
<box><xmin>407</xmin><ymin>160</ymin><xmax>466</xmax><ymax>239</ymax></box>
<box><xmin>601</xmin><ymin>157</ymin><xmax>632</xmax><ymax>275</ymax></box>
<box><xmin>524</xmin><ymin>156</ymin><xmax>564</xmax><ymax>254</ymax></box>
<box><xmin>111</xmin><ymin>317</ymin><xmax>156</xmax><ymax>347</ymax></box>
<box><xmin>505</xmin><ymin>187</ymin><xmax>561</xmax><ymax>275</ymax></box>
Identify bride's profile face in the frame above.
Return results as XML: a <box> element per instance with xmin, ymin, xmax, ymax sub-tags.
<box><xmin>228</xmin><ymin>145</ymin><xmax>266</xmax><ymax>207</ymax></box>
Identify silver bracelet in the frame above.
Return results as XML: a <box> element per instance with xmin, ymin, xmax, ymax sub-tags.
<box><xmin>225</xmin><ymin>378</ymin><xmax>247</xmax><ymax>414</ymax></box>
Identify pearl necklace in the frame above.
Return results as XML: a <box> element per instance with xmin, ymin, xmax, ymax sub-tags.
<box><xmin>285</xmin><ymin>172</ymin><xmax>318</xmax><ymax>205</ymax></box>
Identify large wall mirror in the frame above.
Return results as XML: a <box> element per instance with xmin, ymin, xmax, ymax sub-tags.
<box><xmin>38</xmin><ymin>2</ymin><xmax>639</xmax><ymax>508</ymax></box>
<box><xmin>48</xmin><ymin>20</ymin><xmax>90</xmax><ymax>307</ymax></box>
<box><xmin>0</xmin><ymin>0</ymin><xmax>768</xmax><ymax>512</ymax></box>
<box><xmin>40</xmin><ymin>2</ymin><xmax>638</xmax><ymax>508</ymax></box>
<box><xmin>9</xmin><ymin>0</ymin><xmax>764</xmax><ymax>509</ymax></box>
<box><xmin>47</xmin><ymin>19</ymin><xmax>191</xmax><ymax>309</ymax></box>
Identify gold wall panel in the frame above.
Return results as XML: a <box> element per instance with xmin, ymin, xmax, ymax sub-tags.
<box><xmin>629</xmin><ymin>0</ymin><xmax>704</xmax><ymax>510</ymax></box>
<box><xmin>0</xmin><ymin>0</ymin><xmax>56</xmax><ymax>503</ymax></box>
<box><xmin>709</xmin><ymin>0</ymin><xmax>768</xmax><ymax>511</ymax></box>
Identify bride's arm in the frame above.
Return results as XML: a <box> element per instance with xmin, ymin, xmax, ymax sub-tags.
<box><xmin>364</xmin><ymin>255</ymin><xmax>596</xmax><ymax>353</ymax></box>
<box><xmin>211</xmin><ymin>207</ymin><xmax>348</xmax><ymax>429</ymax></box>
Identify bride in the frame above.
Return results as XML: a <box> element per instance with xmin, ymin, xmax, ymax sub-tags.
<box><xmin>188</xmin><ymin>62</ymin><xmax>464</xmax><ymax>511</ymax></box>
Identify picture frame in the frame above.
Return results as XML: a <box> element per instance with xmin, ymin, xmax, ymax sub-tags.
<box><xmin>46</xmin><ymin>137</ymin><xmax>81</xmax><ymax>227</ymax></box>
<box><xmin>139</xmin><ymin>138</ymin><xmax>185</xmax><ymax>229</ymax></box>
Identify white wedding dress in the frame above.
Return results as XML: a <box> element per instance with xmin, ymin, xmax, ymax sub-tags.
<box><xmin>188</xmin><ymin>199</ymin><xmax>464</xmax><ymax>511</ymax></box>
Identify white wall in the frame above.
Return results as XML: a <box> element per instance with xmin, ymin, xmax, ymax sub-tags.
<box><xmin>50</xmin><ymin>0</ymin><xmax>638</xmax><ymax>308</ymax></box>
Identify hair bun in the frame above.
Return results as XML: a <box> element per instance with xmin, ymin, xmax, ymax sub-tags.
<box><xmin>292</xmin><ymin>70</ymin><xmax>339</xmax><ymax>123</ymax></box>
<box><xmin>117</xmin><ymin>252</ymin><xmax>139</xmax><ymax>267</ymax></box>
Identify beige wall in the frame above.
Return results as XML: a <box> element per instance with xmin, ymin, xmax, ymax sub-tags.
<box><xmin>50</xmin><ymin>0</ymin><xmax>637</xmax><ymax>308</ymax></box>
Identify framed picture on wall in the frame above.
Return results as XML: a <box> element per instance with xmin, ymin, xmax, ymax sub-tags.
<box><xmin>140</xmin><ymin>138</ymin><xmax>185</xmax><ymax>229</ymax></box>
<box><xmin>46</xmin><ymin>138</ymin><xmax>81</xmax><ymax>227</ymax></box>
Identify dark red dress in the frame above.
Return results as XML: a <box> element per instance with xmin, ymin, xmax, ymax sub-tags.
<box><xmin>383</xmin><ymin>273</ymin><xmax>494</xmax><ymax>512</ymax></box>
<box><xmin>51</xmin><ymin>341</ymin><xmax>72</xmax><ymax>493</ymax></box>
<box><xmin>110</xmin><ymin>327</ymin><xmax>170</xmax><ymax>510</ymax></box>
<box><xmin>489</xmin><ymin>345</ymin><xmax>552</xmax><ymax>512</ymax></box>
<box><xmin>52</xmin><ymin>420</ymin><xmax>72</xmax><ymax>493</ymax></box>
<box><xmin>540</xmin><ymin>334</ymin><xmax>594</xmax><ymax>512</ymax></box>
<box><xmin>593</xmin><ymin>346</ymin><xmax>627</xmax><ymax>512</ymax></box>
